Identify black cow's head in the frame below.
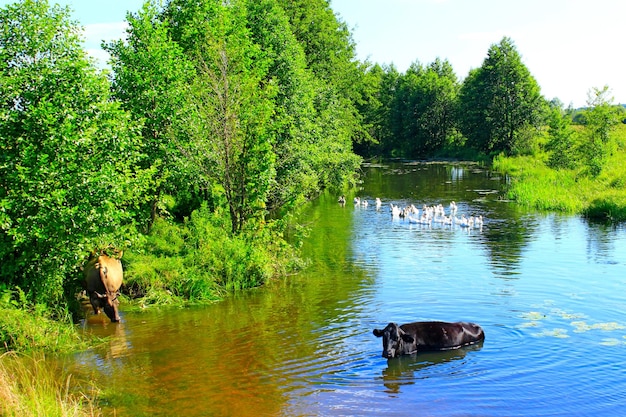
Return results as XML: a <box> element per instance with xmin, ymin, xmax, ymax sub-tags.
<box><xmin>373</xmin><ymin>323</ymin><xmax>415</xmax><ymax>358</ymax></box>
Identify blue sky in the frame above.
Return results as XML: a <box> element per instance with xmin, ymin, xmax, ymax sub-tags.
<box><xmin>2</xmin><ymin>0</ymin><xmax>624</xmax><ymax>107</ymax></box>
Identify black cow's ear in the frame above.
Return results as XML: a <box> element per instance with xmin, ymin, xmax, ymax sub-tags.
<box><xmin>401</xmin><ymin>334</ymin><xmax>414</xmax><ymax>343</ymax></box>
<box><xmin>373</xmin><ymin>329</ymin><xmax>383</xmax><ymax>337</ymax></box>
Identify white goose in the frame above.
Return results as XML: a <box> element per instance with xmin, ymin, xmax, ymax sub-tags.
<box><xmin>390</xmin><ymin>204</ymin><xmax>402</xmax><ymax>218</ymax></box>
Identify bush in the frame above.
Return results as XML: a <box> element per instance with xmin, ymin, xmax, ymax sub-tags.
<box><xmin>123</xmin><ymin>204</ymin><xmax>302</xmax><ymax>307</ymax></box>
<box><xmin>0</xmin><ymin>287</ymin><xmax>88</xmax><ymax>353</ymax></box>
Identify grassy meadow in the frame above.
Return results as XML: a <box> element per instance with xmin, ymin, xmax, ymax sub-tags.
<box><xmin>492</xmin><ymin>123</ymin><xmax>626</xmax><ymax>222</ymax></box>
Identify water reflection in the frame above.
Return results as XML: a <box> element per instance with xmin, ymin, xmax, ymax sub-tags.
<box><xmin>380</xmin><ymin>343</ymin><xmax>484</xmax><ymax>394</ymax></box>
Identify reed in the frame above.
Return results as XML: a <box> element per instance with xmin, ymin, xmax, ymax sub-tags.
<box><xmin>0</xmin><ymin>352</ymin><xmax>100</xmax><ymax>417</ymax></box>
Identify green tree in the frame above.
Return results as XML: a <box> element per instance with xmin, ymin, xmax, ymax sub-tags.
<box><xmin>581</xmin><ymin>86</ymin><xmax>623</xmax><ymax>176</ymax></box>
<box><xmin>419</xmin><ymin>59</ymin><xmax>460</xmax><ymax>154</ymax></box>
<box><xmin>173</xmin><ymin>0</ymin><xmax>277</xmax><ymax>234</ymax></box>
<box><xmin>0</xmin><ymin>0</ymin><xmax>150</xmax><ymax>307</ymax></box>
<box><xmin>278</xmin><ymin>0</ymin><xmax>356</xmax><ymax>92</ymax></box>
<box><xmin>458</xmin><ymin>37</ymin><xmax>544</xmax><ymax>154</ymax></box>
<box><xmin>105</xmin><ymin>0</ymin><xmax>195</xmax><ymax>227</ymax></box>
<box><xmin>377</xmin><ymin>64</ymin><xmax>402</xmax><ymax>156</ymax></box>
<box><xmin>545</xmin><ymin>102</ymin><xmax>577</xmax><ymax>170</ymax></box>
<box><xmin>351</xmin><ymin>62</ymin><xmax>385</xmax><ymax>156</ymax></box>
<box><xmin>245</xmin><ymin>0</ymin><xmax>359</xmax><ymax>211</ymax></box>
<box><xmin>394</xmin><ymin>59</ymin><xmax>459</xmax><ymax>157</ymax></box>
<box><xmin>278</xmin><ymin>0</ymin><xmax>368</xmax><ymax>147</ymax></box>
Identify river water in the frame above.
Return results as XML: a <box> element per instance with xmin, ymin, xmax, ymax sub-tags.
<box><xmin>71</xmin><ymin>162</ymin><xmax>626</xmax><ymax>416</ymax></box>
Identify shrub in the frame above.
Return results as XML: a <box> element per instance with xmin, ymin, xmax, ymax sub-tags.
<box><xmin>123</xmin><ymin>204</ymin><xmax>302</xmax><ymax>307</ymax></box>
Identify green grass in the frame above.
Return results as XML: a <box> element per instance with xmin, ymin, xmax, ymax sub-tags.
<box><xmin>122</xmin><ymin>203</ymin><xmax>304</xmax><ymax>309</ymax></box>
<box><xmin>0</xmin><ymin>352</ymin><xmax>100</xmax><ymax>417</ymax></box>
<box><xmin>0</xmin><ymin>289</ymin><xmax>90</xmax><ymax>354</ymax></box>
<box><xmin>492</xmin><ymin>123</ymin><xmax>626</xmax><ymax>222</ymax></box>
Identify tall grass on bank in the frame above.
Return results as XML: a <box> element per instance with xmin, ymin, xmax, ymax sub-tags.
<box><xmin>123</xmin><ymin>203</ymin><xmax>304</xmax><ymax>307</ymax></box>
<box><xmin>493</xmin><ymin>155</ymin><xmax>588</xmax><ymax>213</ymax></box>
<box><xmin>492</xmin><ymin>124</ymin><xmax>626</xmax><ymax>222</ymax></box>
<box><xmin>0</xmin><ymin>352</ymin><xmax>100</xmax><ymax>417</ymax></box>
<box><xmin>0</xmin><ymin>288</ymin><xmax>88</xmax><ymax>353</ymax></box>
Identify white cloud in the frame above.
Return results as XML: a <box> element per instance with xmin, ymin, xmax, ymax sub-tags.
<box><xmin>81</xmin><ymin>22</ymin><xmax>127</xmax><ymax>69</ymax></box>
<box><xmin>83</xmin><ymin>21</ymin><xmax>128</xmax><ymax>44</ymax></box>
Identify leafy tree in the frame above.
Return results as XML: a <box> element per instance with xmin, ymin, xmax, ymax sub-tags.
<box><xmin>351</xmin><ymin>62</ymin><xmax>385</xmax><ymax>156</ymax></box>
<box><xmin>277</xmin><ymin>0</ymin><xmax>368</xmax><ymax>147</ymax></box>
<box><xmin>245</xmin><ymin>0</ymin><xmax>359</xmax><ymax>211</ymax></box>
<box><xmin>105</xmin><ymin>0</ymin><xmax>195</xmax><ymax>227</ymax></box>
<box><xmin>419</xmin><ymin>59</ymin><xmax>460</xmax><ymax>153</ymax></box>
<box><xmin>171</xmin><ymin>0</ymin><xmax>277</xmax><ymax>234</ymax></box>
<box><xmin>0</xmin><ymin>0</ymin><xmax>150</xmax><ymax>307</ymax></box>
<box><xmin>545</xmin><ymin>103</ymin><xmax>577</xmax><ymax>170</ymax></box>
<box><xmin>393</xmin><ymin>59</ymin><xmax>459</xmax><ymax>157</ymax></box>
<box><xmin>458</xmin><ymin>37</ymin><xmax>544</xmax><ymax>154</ymax></box>
<box><xmin>581</xmin><ymin>86</ymin><xmax>623</xmax><ymax>176</ymax></box>
<box><xmin>376</xmin><ymin>64</ymin><xmax>402</xmax><ymax>156</ymax></box>
<box><xmin>278</xmin><ymin>0</ymin><xmax>356</xmax><ymax>91</ymax></box>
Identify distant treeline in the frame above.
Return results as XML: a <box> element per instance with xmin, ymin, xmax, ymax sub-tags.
<box><xmin>352</xmin><ymin>38</ymin><xmax>625</xmax><ymax>159</ymax></box>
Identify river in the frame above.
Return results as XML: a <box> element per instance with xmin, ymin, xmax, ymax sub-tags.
<box><xmin>70</xmin><ymin>161</ymin><xmax>626</xmax><ymax>416</ymax></box>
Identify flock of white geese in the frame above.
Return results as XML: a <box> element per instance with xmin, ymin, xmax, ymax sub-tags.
<box><xmin>340</xmin><ymin>196</ymin><xmax>484</xmax><ymax>229</ymax></box>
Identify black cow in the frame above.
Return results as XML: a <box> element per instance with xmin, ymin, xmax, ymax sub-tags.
<box><xmin>373</xmin><ymin>321</ymin><xmax>484</xmax><ymax>358</ymax></box>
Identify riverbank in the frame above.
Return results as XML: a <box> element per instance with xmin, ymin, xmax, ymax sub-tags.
<box><xmin>0</xmin><ymin>206</ymin><xmax>306</xmax><ymax>415</ymax></box>
<box><xmin>492</xmin><ymin>124</ymin><xmax>626</xmax><ymax>222</ymax></box>
<box><xmin>0</xmin><ymin>351</ymin><xmax>100</xmax><ymax>417</ymax></box>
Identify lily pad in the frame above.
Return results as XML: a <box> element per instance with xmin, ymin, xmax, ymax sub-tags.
<box><xmin>599</xmin><ymin>338</ymin><xmax>624</xmax><ymax>346</ymax></box>
<box><xmin>533</xmin><ymin>328</ymin><xmax>569</xmax><ymax>338</ymax></box>
<box><xmin>592</xmin><ymin>322</ymin><xmax>625</xmax><ymax>331</ymax></box>
<box><xmin>571</xmin><ymin>321</ymin><xmax>625</xmax><ymax>332</ymax></box>
<box><xmin>521</xmin><ymin>311</ymin><xmax>546</xmax><ymax>320</ymax></box>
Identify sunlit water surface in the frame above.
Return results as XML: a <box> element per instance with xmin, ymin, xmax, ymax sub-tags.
<box><xmin>70</xmin><ymin>162</ymin><xmax>626</xmax><ymax>416</ymax></box>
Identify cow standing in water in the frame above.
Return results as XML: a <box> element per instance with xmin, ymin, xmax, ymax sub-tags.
<box><xmin>373</xmin><ymin>321</ymin><xmax>484</xmax><ymax>358</ymax></box>
<box><xmin>84</xmin><ymin>254</ymin><xmax>123</xmax><ymax>322</ymax></box>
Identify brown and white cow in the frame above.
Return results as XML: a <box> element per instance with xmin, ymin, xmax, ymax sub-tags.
<box><xmin>84</xmin><ymin>255</ymin><xmax>123</xmax><ymax>322</ymax></box>
<box><xmin>373</xmin><ymin>321</ymin><xmax>484</xmax><ymax>358</ymax></box>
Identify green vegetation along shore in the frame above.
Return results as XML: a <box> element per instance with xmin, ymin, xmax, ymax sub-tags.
<box><xmin>493</xmin><ymin>110</ymin><xmax>626</xmax><ymax>223</ymax></box>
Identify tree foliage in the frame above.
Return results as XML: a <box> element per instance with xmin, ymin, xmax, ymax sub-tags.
<box><xmin>175</xmin><ymin>0</ymin><xmax>277</xmax><ymax>234</ymax></box>
<box><xmin>105</xmin><ymin>1</ymin><xmax>195</xmax><ymax>226</ymax></box>
<box><xmin>355</xmin><ymin>60</ymin><xmax>460</xmax><ymax>158</ymax></box>
<box><xmin>458</xmin><ymin>37</ymin><xmax>545</xmax><ymax>154</ymax></box>
<box><xmin>245</xmin><ymin>0</ymin><xmax>360</xmax><ymax>211</ymax></box>
<box><xmin>545</xmin><ymin>103</ymin><xmax>577</xmax><ymax>170</ymax></box>
<box><xmin>0</xmin><ymin>0</ymin><xmax>151</xmax><ymax>307</ymax></box>
<box><xmin>0</xmin><ymin>0</ymin><xmax>365</xmax><ymax>314</ymax></box>
<box><xmin>580</xmin><ymin>86</ymin><xmax>623</xmax><ymax>176</ymax></box>
<box><xmin>110</xmin><ymin>0</ymin><xmax>361</xmax><ymax>225</ymax></box>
